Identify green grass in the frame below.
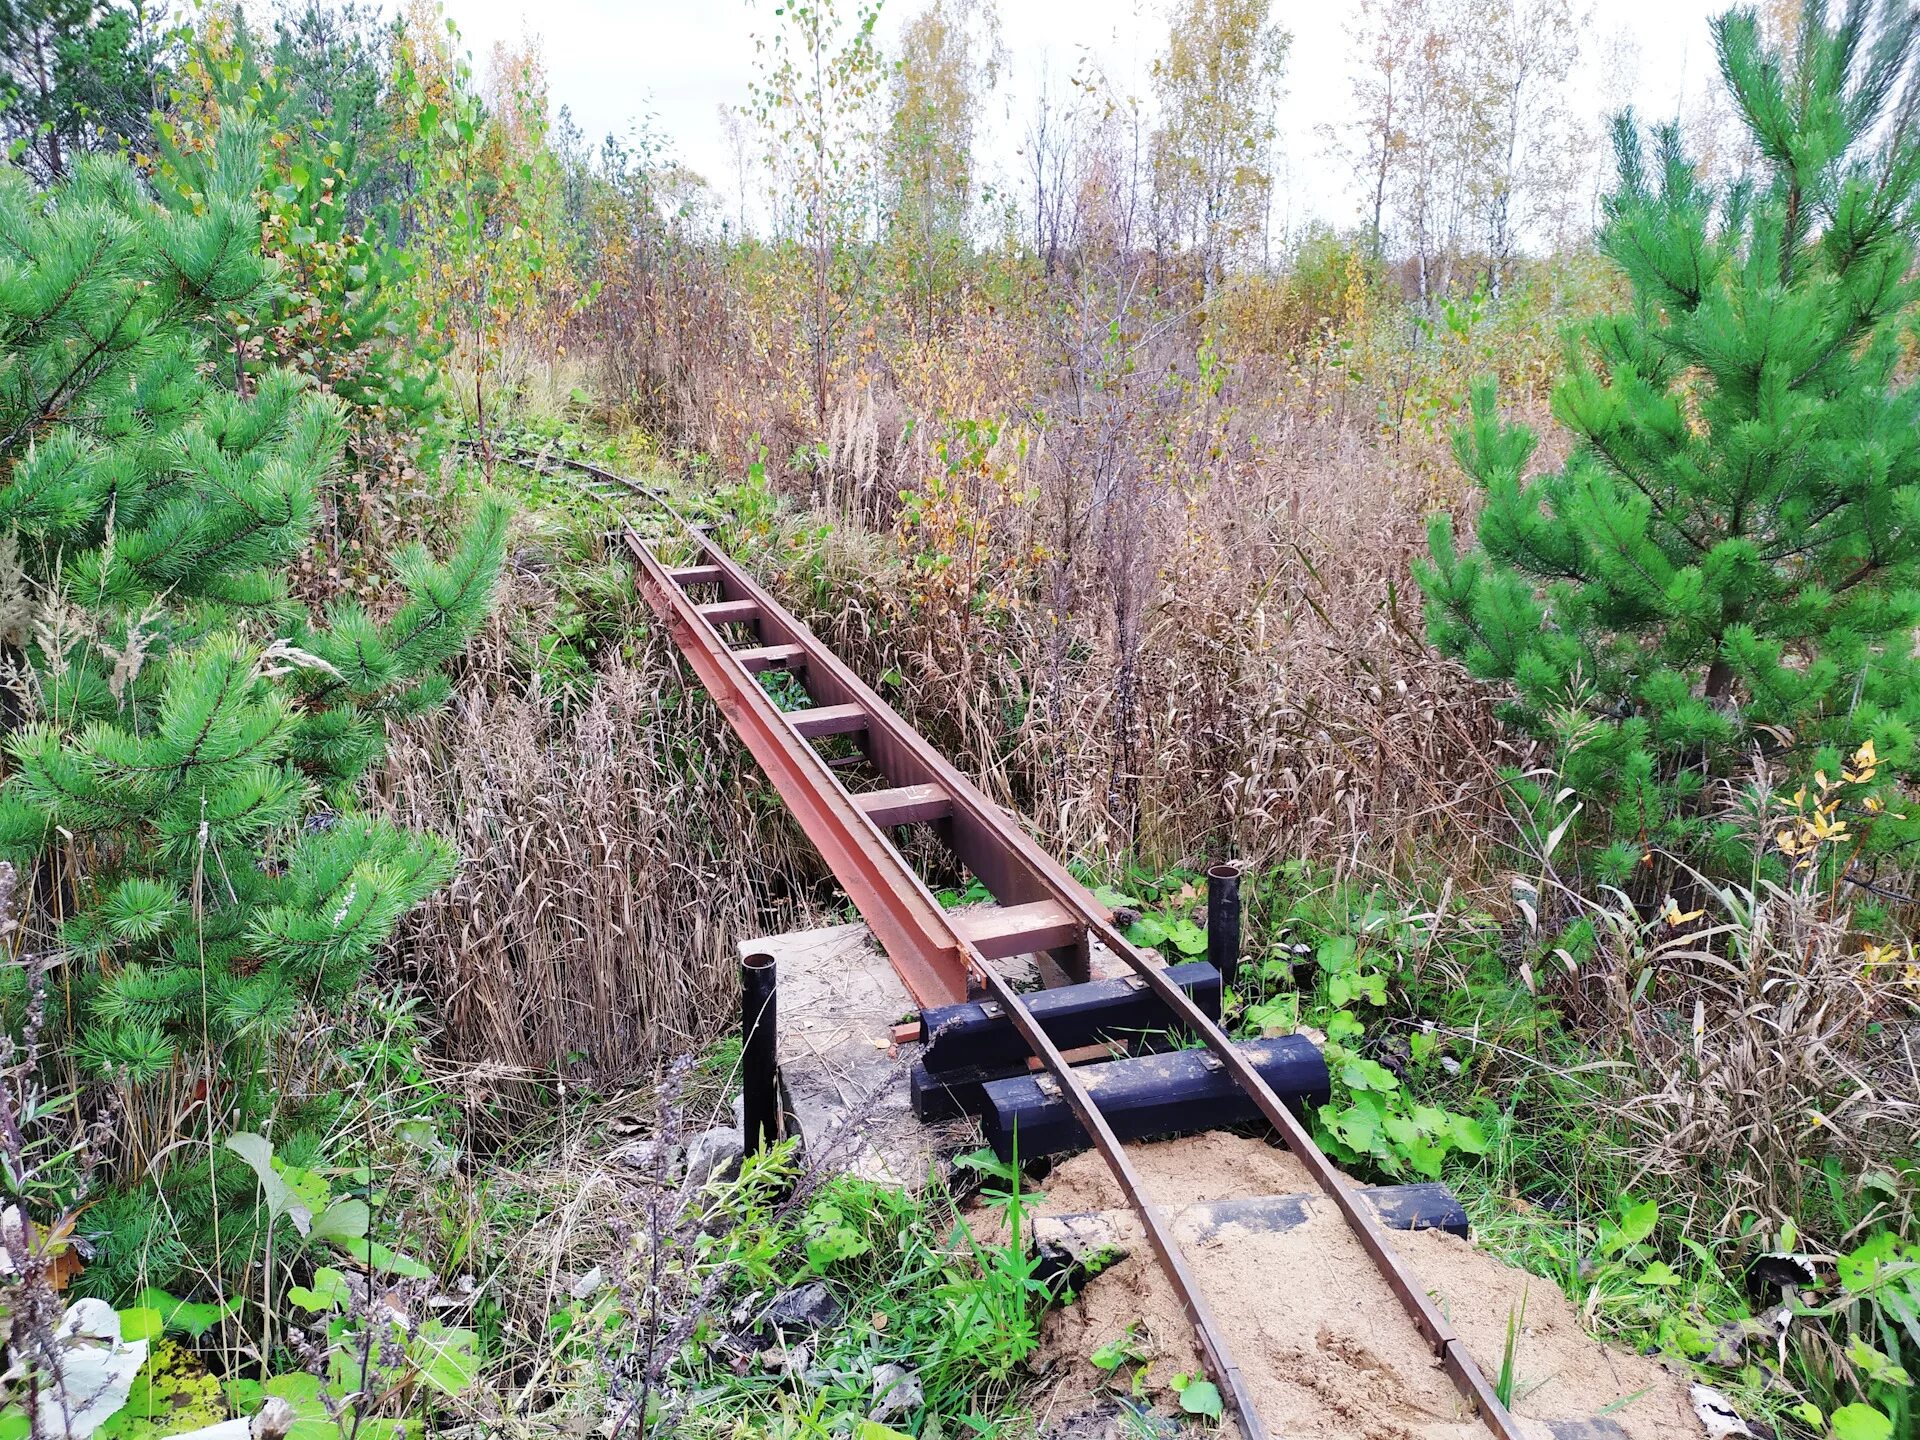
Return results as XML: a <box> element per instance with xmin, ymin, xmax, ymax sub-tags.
<box><xmin>662</xmin><ymin>1149</ymin><xmax>1059</xmax><ymax>1437</ymax></box>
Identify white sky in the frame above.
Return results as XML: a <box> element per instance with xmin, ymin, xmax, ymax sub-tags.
<box><xmin>439</xmin><ymin>0</ymin><xmax>1732</xmax><ymax>235</ymax></box>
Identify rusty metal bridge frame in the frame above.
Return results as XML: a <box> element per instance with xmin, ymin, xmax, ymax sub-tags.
<box><xmin>514</xmin><ymin>444</ymin><xmax>1524</xmax><ymax>1440</ymax></box>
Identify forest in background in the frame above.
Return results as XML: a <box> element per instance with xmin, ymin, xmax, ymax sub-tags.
<box><xmin>1</xmin><ymin>0</ymin><xmax>1917</xmax><ymax>1438</ymax></box>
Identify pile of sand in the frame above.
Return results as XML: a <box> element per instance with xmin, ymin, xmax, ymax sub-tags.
<box><xmin>1023</xmin><ymin>1134</ymin><xmax>1702</xmax><ymax>1440</ymax></box>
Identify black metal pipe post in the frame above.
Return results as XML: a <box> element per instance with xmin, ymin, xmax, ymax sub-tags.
<box><xmin>1207</xmin><ymin>863</ymin><xmax>1242</xmax><ymax>992</ymax></box>
<box><xmin>741</xmin><ymin>951</ymin><xmax>779</xmax><ymax>1153</ymax></box>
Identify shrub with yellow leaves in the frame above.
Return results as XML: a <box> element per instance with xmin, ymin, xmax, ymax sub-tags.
<box><xmin>1771</xmin><ymin>742</ymin><xmax>1910</xmax><ymax>912</ymax></box>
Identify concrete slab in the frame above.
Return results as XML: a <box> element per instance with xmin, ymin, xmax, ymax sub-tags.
<box><xmin>740</xmin><ymin>922</ymin><xmax>976</xmax><ymax>1187</ymax></box>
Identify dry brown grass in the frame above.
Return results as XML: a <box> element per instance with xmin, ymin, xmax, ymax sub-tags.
<box><xmin>1596</xmin><ymin>872</ymin><xmax>1920</xmax><ymax>1239</ymax></box>
<box><xmin>747</xmin><ymin>382</ymin><xmax>1522</xmax><ymax>892</ymax></box>
<box><xmin>373</xmin><ymin>571</ymin><xmax>822</xmax><ymax>1079</ymax></box>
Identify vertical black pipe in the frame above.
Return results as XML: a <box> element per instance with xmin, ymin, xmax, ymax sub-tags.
<box><xmin>1207</xmin><ymin>863</ymin><xmax>1242</xmax><ymax>992</ymax></box>
<box><xmin>741</xmin><ymin>951</ymin><xmax>779</xmax><ymax>1153</ymax></box>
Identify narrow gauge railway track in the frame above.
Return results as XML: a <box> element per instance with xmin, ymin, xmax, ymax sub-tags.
<box><xmin>491</xmin><ymin>441</ymin><xmax>1524</xmax><ymax>1440</ymax></box>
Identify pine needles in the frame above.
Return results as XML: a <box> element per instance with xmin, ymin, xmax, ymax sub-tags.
<box><xmin>0</xmin><ymin>142</ymin><xmax>504</xmax><ymax>1144</ymax></box>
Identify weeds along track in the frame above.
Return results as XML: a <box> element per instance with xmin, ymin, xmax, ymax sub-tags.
<box><xmin>488</xmin><ymin>440</ymin><xmax>1525</xmax><ymax>1440</ymax></box>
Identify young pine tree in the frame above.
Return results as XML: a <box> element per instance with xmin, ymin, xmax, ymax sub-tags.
<box><xmin>1418</xmin><ymin>0</ymin><xmax>1920</xmax><ymax>889</ymax></box>
<box><xmin>0</xmin><ymin>125</ymin><xmax>506</xmax><ymax>1087</ymax></box>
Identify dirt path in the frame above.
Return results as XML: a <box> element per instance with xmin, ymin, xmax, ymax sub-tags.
<box><xmin>1025</xmin><ymin>1133</ymin><xmax>1702</xmax><ymax>1440</ymax></box>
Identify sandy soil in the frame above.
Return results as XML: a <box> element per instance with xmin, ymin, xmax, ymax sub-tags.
<box><xmin>1023</xmin><ymin>1134</ymin><xmax>1702</xmax><ymax>1440</ymax></box>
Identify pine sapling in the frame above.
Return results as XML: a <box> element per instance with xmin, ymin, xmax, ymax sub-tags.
<box><xmin>1418</xmin><ymin>0</ymin><xmax>1920</xmax><ymax>892</ymax></box>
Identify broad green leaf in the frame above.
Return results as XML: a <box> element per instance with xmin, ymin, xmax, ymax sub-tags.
<box><xmin>1165</xmin><ymin>918</ymin><xmax>1208</xmax><ymax>956</ymax></box>
<box><xmin>138</xmin><ymin>1287</ymin><xmax>233</xmax><ymax>1339</ymax></box>
<box><xmin>311</xmin><ymin>1199</ymin><xmax>370</xmax><ymax>1244</ymax></box>
<box><xmin>1245</xmin><ymin>995</ymin><xmax>1298</xmax><ymax>1035</ymax></box>
<box><xmin>263</xmin><ymin>1374</ymin><xmax>326</xmax><ymax>1410</ymax></box>
<box><xmin>1599</xmin><ymin>1198</ymin><xmax>1657</xmax><ymax>1257</ymax></box>
<box><xmin>1090</xmin><ymin>1336</ymin><xmax>1142</xmax><ymax>1371</ymax></box>
<box><xmin>338</xmin><ymin>1238</ymin><xmax>432</xmax><ymax>1278</ymax></box>
<box><xmin>256</xmin><ymin>1371</ymin><xmax>348</xmax><ymax>1440</ymax></box>
<box><xmin>115</xmin><ymin>1306</ymin><xmax>164</xmax><ymax>1342</ymax></box>
<box><xmin>1448</xmin><ymin>1115</ymin><xmax>1489</xmax><ymax>1156</ymax></box>
<box><xmin>857</xmin><ymin>1426</ymin><xmax>914</xmax><ymax>1440</ymax></box>
<box><xmin>330</xmin><ymin>1338</ymin><xmax>408</xmax><ymax>1401</ymax></box>
<box><xmin>288</xmin><ymin>1268</ymin><xmax>350</xmax><ymax>1313</ymax></box>
<box><xmin>1635</xmin><ymin>1261</ymin><xmax>1681</xmax><ymax>1287</ymax></box>
<box><xmin>1326</xmin><ymin>1010</ymin><xmax>1365</xmax><ymax>1043</ymax></box>
<box><xmin>1405</xmin><ymin>1135</ymin><xmax>1446</xmax><ymax>1180</ymax></box>
<box><xmin>1830</xmin><ymin>1403</ymin><xmax>1893</xmax><ymax>1440</ymax></box>
<box><xmin>409</xmin><ymin>1323</ymin><xmax>480</xmax><ymax>1397</ymax></box>
<box><xmin>226</xmin><ymin>1133</ymin><xmax>313</xmax><ymax>1236</ymax></box>
<box><xmin>1176</xmin><ymin>1378</ymin><xmax>1224</xmax><ymax>1420</ymax></box>
<box><xmin>1316</xmin><ymin>936</ymin><xmax>1357</xmax><ymax>972</ymax></box>
<box><xmin>1126</xmin><ymin>915</ymin><xmax>1168</xmax><ymax>947</ymax></box>
<box><xmin>1329</xmin><ymin>1101</ymin><xmax>1383</xmax><ymax>1154</ymax></box>
<box><xmin>1837</xmin><ymin>1231</ymin><xmax>1903</xmax><ymax>1293</ymax></box>
<box><xmin>1340</xmin><ymin>1057</ymin><xmax>1400</xmax><ymax>1093</ymax></box>
<box><xmin>1846</xmin><ymin>1337</ymin><xmax>1912</xmax><ymax>1387</ymax></box>
<box><xmin>952</xmin><ymin>1148</ymin><xmax>1020</xmax><ymax>1185</ymax></box>
<box><xmin>279</xmin><ymin>1164</ymin><xmax>332</xmax><ymax>1218</ymax></box>
<box><xmin>805</xmin><ymin>1223</ymin><xmax>870</xmax><ymax>1270</ymax></box>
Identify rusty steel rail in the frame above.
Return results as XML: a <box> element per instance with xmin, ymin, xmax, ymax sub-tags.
<box><xmin>503</xmin><ymin>444</ymin><xmax>1522</xmax><ymax>1440</ymax></box>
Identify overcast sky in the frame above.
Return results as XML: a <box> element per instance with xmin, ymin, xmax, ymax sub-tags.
<box><xmin>437</xmin><ymin>0</ymin><xmax>1733</xmax><ymax>235</ymax></box>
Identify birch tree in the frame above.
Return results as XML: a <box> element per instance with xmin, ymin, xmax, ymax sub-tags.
<box><xmin>1461</xmin><ymin>0</ymin><xmax>1586</xmax><ymax>294</ymax></box>
<box><xmin>885</xmin><ymin>0</ymin><xmax>1003</xmax><ymax>333</ymax></box>
<box><xmin>1337</xmin><ymin>0</ymin><xmax>1586</xmax><ymax>300</ymax></box>
<box><xmin>747</xmin><ymin>0</ymin><xmax>887</xmax><ymax>428</ymax></box>
<box><xmin>1148</xmin><ymin>0</ymin><xmax>1289</xmax><ymax>286</ymax></box>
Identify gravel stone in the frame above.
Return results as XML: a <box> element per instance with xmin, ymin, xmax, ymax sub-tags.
<box><xmin>683</xmin><ymin>1125</ymin><xmax>744</xmax><ymax>1188</ymax></box>
<box><xmin>759</xmin><ymin>1280</ymin><xmax>842</xmax><ymax>1337</ymax></box>
<box><xmin>869</xmin><ymin>1362</ymin><xmax>923</xmax><ymax>1423</ymax></box>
